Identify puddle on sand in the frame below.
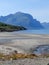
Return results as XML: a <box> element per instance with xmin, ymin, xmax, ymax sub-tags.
<box><xmin>32</xmin><ymin>45</ymin><xmax>49</xmax><ymax>55</ymax></box>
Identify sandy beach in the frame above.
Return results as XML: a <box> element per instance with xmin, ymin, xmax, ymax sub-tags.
<box><xmin>0</xmin><ymin>32</ymin><xmax>49</xmax><ymax>65</ymax></box>
<box><xmin>0</xmin><ymin>32</ymin><xmax>49</xmax><ymax>53</ymax></box>
<box><xmin>0</xmin><ymin>58</ymin><xmax>49</xmax><ymax>65</ymax></box>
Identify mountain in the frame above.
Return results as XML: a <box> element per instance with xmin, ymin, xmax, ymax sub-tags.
<box><xmin>42</xmin><ymin>22</ymin><xmax>49</xmax><ymax>29</ymax></box>
<box><xmin>0</xmin><ymin>22</ymin><xmax>26</xmax><ymax>32</ymax></box>
<box><xmin>0</xmin><ymin>12</ymin><xmax>44</xmax><ymax>29</ymax></box>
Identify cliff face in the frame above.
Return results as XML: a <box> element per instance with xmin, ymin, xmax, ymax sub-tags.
<box><xmin>0</xmin><ymin>12</ymin><xmax>44</xmax><ymax>29</ymax></box>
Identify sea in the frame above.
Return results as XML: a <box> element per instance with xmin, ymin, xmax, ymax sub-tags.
<box><xmin>13</xmin><ymin>29</ymin><xmax>49</xmax><ymax>34</ymax></box>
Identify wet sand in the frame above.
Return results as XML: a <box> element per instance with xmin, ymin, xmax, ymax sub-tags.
<box><xmin>0</xmin><ymin>32</ymin><xmax>49</xmax><ymax>53</ymax></box>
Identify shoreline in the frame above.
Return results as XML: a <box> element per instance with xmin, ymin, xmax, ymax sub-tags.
<box><xmin>0</xmin><ymin>32</ymin><xmax>49</xmax><ymax>65</ymax></box>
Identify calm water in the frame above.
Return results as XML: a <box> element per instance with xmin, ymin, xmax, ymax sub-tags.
<box><xmin>14</xmin><ymin>29</ymin><xmax>49</xmax><ymax>34</ymax></box>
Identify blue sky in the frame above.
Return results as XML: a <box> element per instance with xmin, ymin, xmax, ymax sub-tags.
<box><xmin>0</xmin><ymin>0</ymin><xmax>49</xmax><ymax>22</ymax></box>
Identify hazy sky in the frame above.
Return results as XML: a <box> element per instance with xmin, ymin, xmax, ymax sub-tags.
<box><xmin>0</xmin><ymin>0</ymin><xmax>49</xmax><ymax>22</ymax></box>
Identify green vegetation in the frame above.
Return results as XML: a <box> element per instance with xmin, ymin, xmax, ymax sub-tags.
<box><xmin>0</xmin><ymin>22</ymin><xmax>26</xmax><ymax>32</ymax></box>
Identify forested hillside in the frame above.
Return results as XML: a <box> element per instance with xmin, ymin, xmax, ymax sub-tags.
<box><xmin>0</xmin><ymin>22</ymin><xmax>26</xmax><ymax>32</ymax></box>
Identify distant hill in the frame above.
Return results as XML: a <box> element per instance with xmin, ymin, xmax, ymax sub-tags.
<box><xmin>42</xmin><ymin>22</ymin><xmax>49</xmax><ymax>29</ymax></box>
<box><xmin>0</xmin><ymin>12</ymin><xmax>44</xmax><ymax>29</ymax></box>
<box><xmin>0</xmin><ymin>22</ymin><xmax>26</xmax><ymax>32</ymax></box>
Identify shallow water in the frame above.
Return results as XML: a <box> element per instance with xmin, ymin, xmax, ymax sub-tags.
<box><xmin>13</xmin><ymin>29</ymin><xmax>49</xmax><ymax>34</ymax></box>
<box><xmin>33</xmin><ymin>45</ymin><xmax>49</xmax><ymax>55</ymax></box>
